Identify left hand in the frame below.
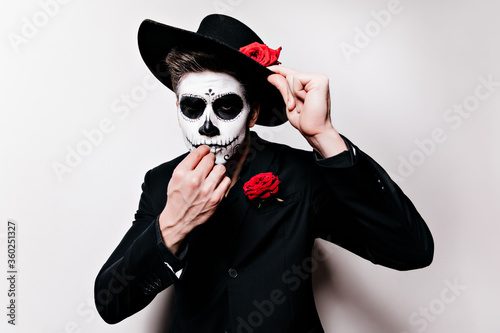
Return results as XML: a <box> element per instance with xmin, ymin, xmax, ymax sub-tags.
<box><xmin>267</xmin><ymin>65</ymin><xmax>347</xmax><ymax>157</ymax></box>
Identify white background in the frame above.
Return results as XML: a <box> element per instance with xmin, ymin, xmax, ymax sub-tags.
<box><xmin>1</xmin><ymin>0</ymin><xmax>499</xmax><ymax>332</ymax></box>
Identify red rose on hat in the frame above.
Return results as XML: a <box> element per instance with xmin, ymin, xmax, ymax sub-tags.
<box><xmin>239</xmin><ymin>42</ymin><xmax>282</xmax><ymax>67</ymax></box>
<box><xmin>243</xmin><ymin>172</ymin><xmax>282</xmax><ymax>203</ymax></box>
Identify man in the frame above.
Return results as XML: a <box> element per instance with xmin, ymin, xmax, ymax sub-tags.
<box><xmin>95</xmin><ymin>14</ymin><xmax>434</xmax><ymax>332</ymax></box>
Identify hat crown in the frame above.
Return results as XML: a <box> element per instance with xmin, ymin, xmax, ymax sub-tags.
<box><xmin>137</xmin><ymin>14</ymin><xmax>287</xmax><ymax>126</ymax></box>
<box><xmin>196</xmin><ymin>14</ymin><xmax>264</xmax><ymax>50</ymax></box>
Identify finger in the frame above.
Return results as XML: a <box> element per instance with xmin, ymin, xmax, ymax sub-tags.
<box><xmin>286</xmin><ymin>105</ymin><xmax>299</xmax><ymax>125</ymax></box>
<box><xmin>290</xmin><ymin>75</ymin><xmax>307</xmax><ymax>102</ymax></box>
<box><xmin>268</xmin><ymin>65</ymin><xmax>302</xmax><ymax>111</ymax></box>
<box><xmin>180</xmin><ymin>145</ymin><xmax>211</xmax><ymax>171</ymax></box>
<box><xmin>212</xmin><ymin>175</ymin><xmax>231</xmax><ymax>202</ymax></box>
<box><xmin>294</xmin><ymin>72</ymin><xmax>330</xmax><ymax>94</ymax></box>
<box><xmin>203</xmin><ymin>164</ymin><xmax>226</xmax><ymax>190</ymax></box>
<box><xmin>285</xmin><ymin>74</ymin><xmax>305</xmax><ymax>102</ymax></box>
<box><xmin>193</xmin><ymin>151</ymin><xmax>216</xmax><ymax>179</ymax></box>
<box><xmin>267</xmin><ymin>65</ymin><xmax>299</xmax><ymax>76</ymax></box>
<box><xmin>268</xmin><ymin>74</ymin><xmax>296</xmax><ymax>111</ymax></box>
<box><xmin>289</xmin><ymin>80</ymin><xmax>306</xmax><ymax>115</ymax></box>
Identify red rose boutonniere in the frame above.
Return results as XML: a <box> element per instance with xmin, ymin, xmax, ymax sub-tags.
<box><xmin>243</xmin><ymin>172</ymin><xmax>283</xmax><ymax>207</ymax></box>
<box><xmin>239</xmin><ymin>42</ymin><xmax>282</xmax><ymax>67</ymax></box>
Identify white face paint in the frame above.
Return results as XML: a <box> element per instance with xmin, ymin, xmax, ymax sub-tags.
<box><xmin>176</xmin><ymin>71</ymin><xmax>251</xmax><ymax>164</ymax></box>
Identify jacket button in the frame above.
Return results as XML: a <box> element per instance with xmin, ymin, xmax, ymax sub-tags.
<box><xmin>228</xmin><ymin>268</ymin><xmax>238</xmax><ymax>278</ymax></box>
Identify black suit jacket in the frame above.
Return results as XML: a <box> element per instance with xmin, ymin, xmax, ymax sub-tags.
<box><xmin>95</xmin><ymin>132</ymin><xmax>433</xmax><ymax>332</ymax></box>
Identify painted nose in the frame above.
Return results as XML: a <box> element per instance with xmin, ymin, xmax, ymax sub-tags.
<box><xmin>198</xmin><ymin>118</ymin><xmax>220</xmax><ymax>136</ymax></box>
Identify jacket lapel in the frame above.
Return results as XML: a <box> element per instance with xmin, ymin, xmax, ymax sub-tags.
<box><xmin>224</xmin><ymin>132</ymin><xmax>280</xmax><ymax>264</ymax></box>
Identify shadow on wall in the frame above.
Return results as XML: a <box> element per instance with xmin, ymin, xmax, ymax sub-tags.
<box><xmin>147</xmin><ymin>286</ymin><xmax>175</xmax><ymax>332</ymax></box>
<box><xmin>312</xmin><ymin>239</ymin><xmax>406</xmax><ymax>333</ymax></box>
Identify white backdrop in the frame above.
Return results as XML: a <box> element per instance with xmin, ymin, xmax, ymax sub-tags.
<box><xmin>2</xmin><ymin>0</ymin><xmax>499</xmax><ymax>332</ymax></box>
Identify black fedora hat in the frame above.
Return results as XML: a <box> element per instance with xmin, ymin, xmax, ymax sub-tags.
<box><xmin>137</xmin><ymin>14</ymin><xmax>287</xmax><ymax>126</ymax></box>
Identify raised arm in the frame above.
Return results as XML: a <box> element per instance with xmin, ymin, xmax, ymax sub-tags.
<box><xmin>268</xmin><ymin>65</ymin><xmax>433</xmax><ymax>270</ymax></box>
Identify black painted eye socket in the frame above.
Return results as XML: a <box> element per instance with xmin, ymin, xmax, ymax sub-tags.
<box><xmin>180</xmin><ymin>96</ymin><xmax>206</xmax><ymax>119</ymax></box>
<box><xmin>213</xmin><ymin>94</ymin><xmax>244</xmax><ymax>120</ymax></box>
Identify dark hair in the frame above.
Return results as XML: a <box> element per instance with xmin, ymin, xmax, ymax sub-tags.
<box><xmin>165</xmin><ymin>47</ymin><xmax>254</xmax><ymax>102</ymax></box>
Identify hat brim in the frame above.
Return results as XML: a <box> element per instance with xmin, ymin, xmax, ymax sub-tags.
<box><xmin>138</xmin><ymin>19</ymin><xmax>287</xmax><ymax>127</ymax></box>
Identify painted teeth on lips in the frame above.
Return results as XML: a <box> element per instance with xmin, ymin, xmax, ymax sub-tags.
<box><xmin>188</xmin><ymin>136</ymin><xmax>237</xmax><ymax>149</ymax></box>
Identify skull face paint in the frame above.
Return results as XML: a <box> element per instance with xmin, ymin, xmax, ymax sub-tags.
<box><xmin>177</xmin><ymin>71</ymin><xmax>251</xmax><ymax>164</ymax></box>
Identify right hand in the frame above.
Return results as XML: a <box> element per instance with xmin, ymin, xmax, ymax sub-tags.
<box><xmin>159</xmin><ymin>145</ymin><xmax>231</xmax><ymax>254</ymax></box>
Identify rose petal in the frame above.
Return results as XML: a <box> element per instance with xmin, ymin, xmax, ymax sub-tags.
<box><xmin>260</xmin><ymin>192</ymin><xmax>271</xmax><ymax>199</ymax></box>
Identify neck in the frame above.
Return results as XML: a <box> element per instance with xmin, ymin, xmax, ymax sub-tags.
<box><xmin>224</xmin><ymin>134</ymin><xmax>251</xmax><ymax>194</ymax></box>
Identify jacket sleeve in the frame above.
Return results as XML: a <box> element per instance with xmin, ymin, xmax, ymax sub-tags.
<box><xmin>311</xmin><ymin>137</ymin><xmax>434</xmax><ymax>271</ymax></box>
<box><xmin>94</xmin><ymin>170</ymin><xmax>182</xmax><ymax>324</ymax></box>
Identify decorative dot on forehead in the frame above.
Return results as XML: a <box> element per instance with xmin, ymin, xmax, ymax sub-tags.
<box><xmin>205</xmin><ymin>88</ymin><xmax>215</xmax><ymax>98</ymax></box>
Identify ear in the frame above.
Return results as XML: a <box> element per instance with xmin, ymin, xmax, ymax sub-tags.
<box><xmin>248</xmin><ymin>101</ymin><xmax>260</xmax><ymax>128</ymax></box>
